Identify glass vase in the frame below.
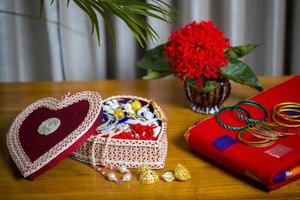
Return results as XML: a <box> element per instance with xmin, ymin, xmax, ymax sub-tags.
<box><xmin>183</xmin><ymin>78</ymin><xmax>231</xmax><ymax>114</ymax></box>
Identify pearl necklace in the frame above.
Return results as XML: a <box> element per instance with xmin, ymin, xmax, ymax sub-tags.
<box><xmin>92</xmin><ymin>126</ymin><xmax>133</xmax><ymax>183</ymax></box>
<box><xmin>92</xmin><ymin>165</ymin><xmax>132</xmax><ymax>183</ymax></box>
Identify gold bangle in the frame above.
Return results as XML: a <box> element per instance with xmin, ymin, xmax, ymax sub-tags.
<box><xmin>259</xmin><ymin>122</ymin><xmax>296</xmax><ymax>136</ymax></box>
<box><xmin>273</xmin><ymin>102</ymin><xmax>300</xmax><ymax>113</ymax></box>
<box><xmin>277</xmin><ymin>107</ymin><xmax>300</xmax><ymax>122</ymax></box>
<box><xmin>247</xmin><ymin>128</ymin><xmax>278</xmax><ymax>140</ymax></box>
<box><xmin>252</xmin><ymin>127</ymin><xmax>282</xmax><ymax>138</ymax></box>
<box><xmin>272</xmin><ymin>102</ymin><xmax>300</xmax><ymax>127</ymax></box>
<box><xmin>274</xmin><ymin>105</ymin><xmax>300</xmax><ymax>119</ymax></box>
<box><xmin>272</xmin><ymin>113</ymin><xmax>300</xmax><ymax>128</ymax></box>
<box><xmin>259</xmin><ymin>122</ymin><xmax>299</xmax><ymax>137</ymax></box>
<box><xmin>279</xmin><ymin>115</ymin><xmax>300</xmax><ymax>123</ymax></box>
<box><xmin>277</xmin><ymin>107</ymin><xmax>300</xmax><ymax>119</ymax></box>
<box><xmin>237</xmin><ymin>129</ymin><xmax>274</xmax><ymax>147</ymax></box>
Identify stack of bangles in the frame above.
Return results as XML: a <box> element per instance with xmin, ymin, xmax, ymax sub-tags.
<box><xmin>216</xmin><ymin>99</ymin><xmax>268</xmax><ymax>131</ymax></box>
<box><xmin>216</xmin><ymin>100</ymin><xmax>298</xmax><ymax>147</ymax></box>
<box><xmin>272</xmin><ymin>102</ymin><xmax>300</xmax><ymax>128</ymax></box>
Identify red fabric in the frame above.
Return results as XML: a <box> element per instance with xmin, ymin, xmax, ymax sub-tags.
<box><xmin>187</xmin><ymin>76</ymin><xmax>300</xmax><ymax>190</ymax></box>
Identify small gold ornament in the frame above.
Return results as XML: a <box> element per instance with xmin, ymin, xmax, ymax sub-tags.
<box><xmin>174</xmin><ymin>164</ymin><xmax>191</xmax><ymax>181</ymax></box>
<box><xmin>161</xmin><ymin>171</ymin><xmax>175</xmax><ymax>182</ymax></box>
<box><xmin>115</xmin><ymin>108</ymin><xmax>125</xmax><ymax>118</ymax></box>
<box><xmin>139</xmin><ymin>166</ymin><xmax>159</xmax><ymax>185</ymax></box>
<box><xmin>131</xmin><ymin>100</ymin><xmax>142</xmax><ymax>111</ymax></box>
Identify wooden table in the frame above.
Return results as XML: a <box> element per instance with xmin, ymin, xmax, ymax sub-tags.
<box><xmin>1</xmin><ymin>76</ymin><xmax>299</xmax><ymax>200</ymax></box>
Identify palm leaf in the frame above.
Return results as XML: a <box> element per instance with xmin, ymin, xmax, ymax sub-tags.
<box><xmin>73</xmin><ymin>0</ymin><xmax>101</xmax><ymax>45</ymax></box>
<box><xmin>39</xmin><ymin>0</ymin><xmax>44</xmax><ymax>17</ymax></box>
<box><xmin>40</xmin><ymin>0</ymin><xmax>177</xmax><ymax>47</ymax></box>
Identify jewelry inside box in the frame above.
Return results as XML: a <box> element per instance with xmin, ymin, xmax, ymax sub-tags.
<box><xmin>71</xmin><ymin>95</ymin><xmax>168</xmax><ymax>183</ymax></box>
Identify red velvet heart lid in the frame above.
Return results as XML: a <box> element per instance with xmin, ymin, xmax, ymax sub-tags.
<box><xmin>6</xmin><ymin>91</ymin><xmax>103</xmax><ymax>179</ymax></box>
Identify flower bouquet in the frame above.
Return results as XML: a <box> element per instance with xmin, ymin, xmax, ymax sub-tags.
<box><xmin>138</xmin><ymin>20</ymin><xmax>263</xmax><ymax>114</ymax></box>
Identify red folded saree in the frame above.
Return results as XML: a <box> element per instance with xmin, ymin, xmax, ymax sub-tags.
<box><xmin>185</xmin><ymin>76</ymin><xmax>300</xmax><ymax>190</ymax></box>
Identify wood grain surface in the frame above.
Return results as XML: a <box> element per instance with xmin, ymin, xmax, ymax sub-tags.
<box><xmin>1</xmin><ymin>76</ymin><xmax>299</xmax><ymax>200</ymax></box>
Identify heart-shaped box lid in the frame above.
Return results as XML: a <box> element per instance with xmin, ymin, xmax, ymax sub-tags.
<box><xmin>6</xmin><ymin>91</ymin><xmax>102</xmax><ymax>179</ymax></box>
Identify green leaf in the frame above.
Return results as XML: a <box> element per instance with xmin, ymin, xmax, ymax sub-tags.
<box><xmin>142</xmin><ymin>70</ymin><xmax>172</xmax><ymax>80</ymax></box>
<box><xmin>86</xmin><ymin>1</ymin><xmax>116</xmax><ymax>46</ymax></box>
<box><xmin>41</xmin><ymin>0</ymin><xmax>177</xmax><ymax>47</ymax></box>
<box><xmin>74</xmin><ymin>0</ymin><xmax>101</xmax><ymax>46</ymax></box>
<box><xmin>39</xmin><ymin>0</ymin><xmax>44</xmax><ymax>17</ymax></box>
<box><xmin>225</xmin><ymin>44</ymin><xmax>257</xmax><ymax>59</ymax></box>
<box><xmin>137</xmin><ymin>44</ymin><xmax>170</xmax><ymax>71</ymax></box>
<box><xmin>186</xmin><ymin>79</ymin><xmax>216</xmax><ymax>93</ymax></box>
<box><xmin>221</xmin><ymin>59</ymin><xmax>263</xmax><ymax>91</ymax></box>
<box><xmin>202</xmin><ymin>80</ymin><xmax>216</xmax><ymax>93</ymax></box>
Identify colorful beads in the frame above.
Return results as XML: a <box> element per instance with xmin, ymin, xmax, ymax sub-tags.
<box><xmin>131</xmin><ymin>100</ymin><xmax>142</xmax><ymax>111</ymax></box>
<box><xmin>123</xmin><ymin>103</ymin><xmax>134</xmax><ymax>114</ymax></box>
<box><xmin>115</xmin><ymin>109</ymin><xmax>125</xmax><ymax>119</ymax></box>
<box><xmin>144</xmin><ymin>111</ymin><xmax>155</xmax><ymax>120</ymax></box>
<box><xmin>99</xmin><ymin>97</ymin><xmax>162</xmax><ymax>141</ymax></box>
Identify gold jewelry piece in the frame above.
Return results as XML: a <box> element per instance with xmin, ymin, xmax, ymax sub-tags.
<box><xmin>258</xmin><ymin>123</ymin><xmax>291</xmax><ymax>136</ymax></box>
<box><xmin>272</xmin><ymin>102</ymin><xmax>300</xmax><ymax>127</ymax></box>
<box><xmin>174</xmin><ymin>164</ymin><xmax>191</xmax><ymax>181</ymax></box>
<box><xmin>247</xmin><ymin>128</ymin><xmax>278</xmax><ymax>140</ymax></box>
<box><xmin>277</xmin><ymin>107</ymin><xmax>300</xmax><ymax>119</ymax></box>
<box><xmin>276</xmin><ymin>106</ymin><xmax>300</xmax><ymax>122</ymax></box>
<box><xmin>237</xmin><ymin>129</ymin><xmax>275</xmax><ymax>147</ymax></box>
<box><xmin>139</xmin><ymin>166</ymin><xmax>159</xmax><ymax>185</ymax></box>
<box><xmin>281</xmin><ymin>116</ymin><xmax>300</xmax><ymax>123</ymax></box>
<box><xmin>272</xmin><ymin>102</ymin><xmax>300</xmax><ymax>113</ymax></box>
<box><xmin>272</xmin><ymin>113</ymin><xmax>300</xmax><ymax>128</ymax></box>
<box><xmin>161</xmin><ymin>171</ymin><xmax>175</xmax><ymax>182</ymax></box>
<box><xmin>252</xmin><ymin>123</ymin><xmax>290</xmax><ymax>138</ymax></box>
<box><xmin>237</xmin><ymin>120</ymin><xmax>299</xmax><ymax>147</ymax></box>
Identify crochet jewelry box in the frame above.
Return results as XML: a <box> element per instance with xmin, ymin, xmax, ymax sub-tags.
<box><xmin>71</xmin><ymin>95</ymin><xmax>168</xmax><ymax>169</ymax></box>
<box><xmin>6</xmin><ymin>92</ymin><xmax>167</xmax><ymax>179</ymax></box>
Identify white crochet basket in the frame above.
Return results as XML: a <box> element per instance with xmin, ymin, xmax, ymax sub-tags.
<box><xmin>71</xmin><ymin>95</ymin><xmax>168</xmax><ymax>169</ymax></box>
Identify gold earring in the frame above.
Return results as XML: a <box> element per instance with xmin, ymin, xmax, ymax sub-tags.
<box><xmin>139</xmin><ymin>166</ymin><xmax>159</xmax><ymax>185</ymax></box>
<box><xmin>174</xmin><ymin>164</ymin><xmax>191</xmax><ymax>181</ymax></box>
<box><xmin>161</xmin><ymin>171</ymin><xmax>175</xmax><ymax>182</ymax></box>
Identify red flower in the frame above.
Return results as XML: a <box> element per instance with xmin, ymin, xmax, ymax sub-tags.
<box><xmin>164</xmin><ymin>20</ymin><xmax>230</xmax><ymax>82</ymax></box>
